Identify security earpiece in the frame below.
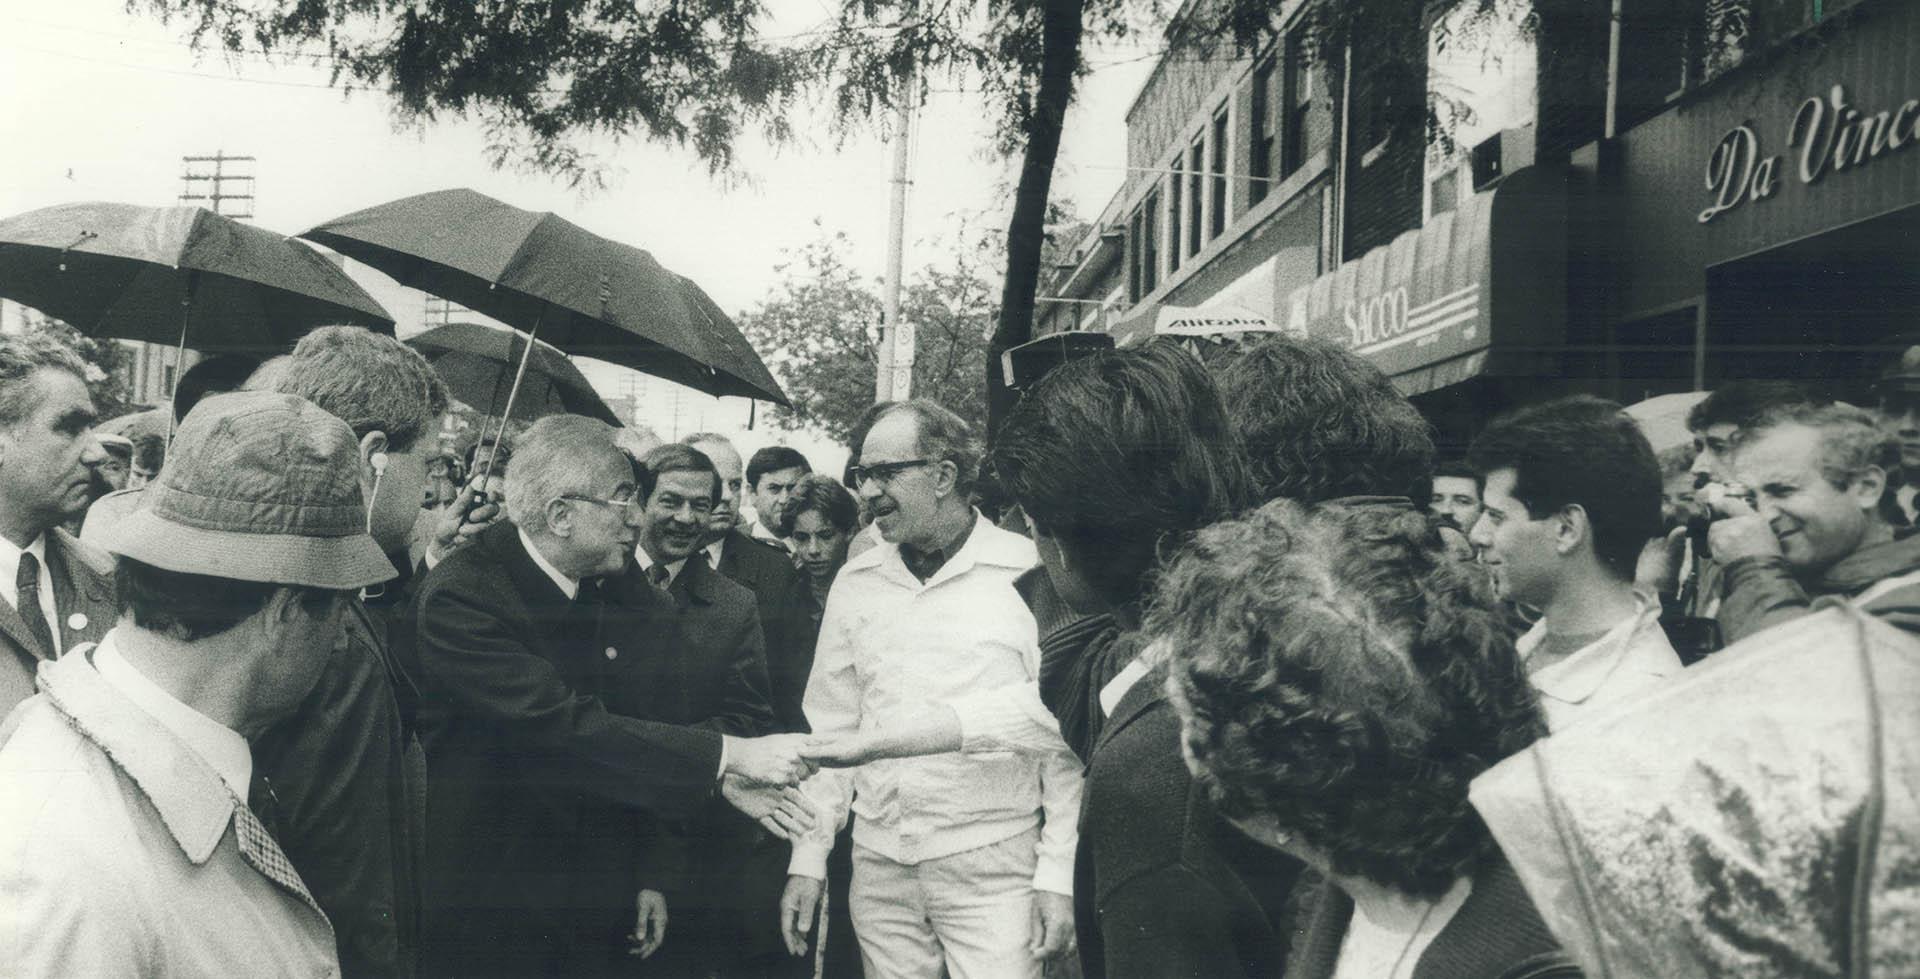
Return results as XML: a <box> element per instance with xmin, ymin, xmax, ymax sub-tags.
<box><xmin>370</xmin><ymin>451</ymin><xmax>389</xmax><ymax>475</ymax></box>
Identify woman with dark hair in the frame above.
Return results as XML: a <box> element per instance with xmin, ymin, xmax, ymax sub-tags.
<box><xmin>1155</xmin><ymin>499</ymin><xmax>1581</xmax><ymax>979</ymax></box>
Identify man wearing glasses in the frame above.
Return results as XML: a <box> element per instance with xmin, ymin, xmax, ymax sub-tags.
<box><xmin>400</xmin><ymin>414</ymin><xmax>815</xmax><ymax>978</ymax></box>
<box><xmin>779</xmin><ymin>401</ymin><xmax>1081</xmax><ymax>978</ymax></box>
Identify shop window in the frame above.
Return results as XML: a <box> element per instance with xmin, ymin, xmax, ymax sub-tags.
<box><xmin>1428</xmin><ymin>167</ymin><xmax>1460</xmax><ymax>218</ymax></box>
<box><xmin>1281</xmin><ymin>32</ymin><xmax>1324</xmax><ymax>177</ymax></box>
<box><xmin>1249</xmin><ymin>55</ymin><xmax>1276</xmax><ymax>205</ymax></box>
<box><xmin>1210</xmin><ymin>110</ymin><xmax>1229</xmax><ymax>240</ymax></box>
<box><xmin>1187</xmin><ymin>140</ymin><xmax>1205</xmax><ymax>258</ymax></box>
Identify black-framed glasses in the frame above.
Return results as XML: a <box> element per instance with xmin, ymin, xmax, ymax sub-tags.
<box><xmin>848</xmin><ymin>459</ymin><xmax>934</xmax><ymax>486</ymax></box>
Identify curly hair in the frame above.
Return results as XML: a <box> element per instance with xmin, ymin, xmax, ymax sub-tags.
<box><xmin>1153</xmin><ymin>498</ymin><xmax>1544</xmax><ymax>898</ymax></box>
<box><xmin>1217</xmin><ymin>336</ymin><xmax>1434</xmax><ymax>503</ymax></box>
<box><xmin>773</xmin><ymin>473</ymin><xmax>858</xmax><ymax>538</ymax></box>
<box><xmin>0</xmin><ymin>333</ymin><xmax>88</xmax><ymax>429</ymax></box>
<box><xmin>1738</xmin><ymin>402</ymin><xmax>1901</xmax><ymax>492</ymax></box>
<box><xmin>991</xmin><ymin>340</ymin><xmax>1256</xmax><ymax>609</ymax></box>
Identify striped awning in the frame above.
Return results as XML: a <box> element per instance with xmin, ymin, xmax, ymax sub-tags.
<box><xmin>1279</xmin><ymin>165</ymin><xmax>1566</xmax><ymax>396</ymax></box>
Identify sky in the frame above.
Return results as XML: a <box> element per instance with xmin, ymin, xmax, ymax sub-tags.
<box><xmin>0</xmin><ymin>0</ymin><xmax>1157</xmax><ymax>474</ymax></box>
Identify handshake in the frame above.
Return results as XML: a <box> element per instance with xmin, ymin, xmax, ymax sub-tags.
<box><xmin>717</xmin><ymin>733</ymin><xmax>823</xmax><ymax>843</ymax></box>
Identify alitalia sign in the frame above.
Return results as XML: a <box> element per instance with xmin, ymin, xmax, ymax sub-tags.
<box><xmin>1699</xmin><ymin>84</ymin><xmax>1919</xmax><ymax>224</ymax></box>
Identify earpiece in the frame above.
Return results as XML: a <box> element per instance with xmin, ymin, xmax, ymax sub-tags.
<box><xmin>370</xmin><ymin>451</ymin><xmax>389</xmax><ymax>475</ymax></box>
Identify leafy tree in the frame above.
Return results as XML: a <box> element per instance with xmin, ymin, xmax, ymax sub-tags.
<box><xmin>135</xmin><ymin>0</ymin><xmax>1509</xmax><ymax>432</ymax></box>
<box><xmin>739</xmin><ymin>222</ymin><xmax>995</xmax><ymax>443</ymax></box>
<box><xmin>17</xmin><ymin>310</ymin><xmax>140</xmax><ymax>419</ymax></box>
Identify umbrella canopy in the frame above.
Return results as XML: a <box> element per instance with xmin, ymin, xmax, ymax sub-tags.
<box><xmin>1624</xmin><ymin>391</ymin><xmax>1711</xmax><ymax>455</ymax></box>
<box><xmin>302</xmin><ymin>189</ymin><xmax>787</xmax><ymax>405</ymax></box>
<box><xmin>0</xmin><ymin>202</ymin><xmax>393</xmax><ymax>353</ymax></box>
<box><xmin>408</xmin><ymin>322</ymin><xmax>621</xmax><ymax>426</ymax></box>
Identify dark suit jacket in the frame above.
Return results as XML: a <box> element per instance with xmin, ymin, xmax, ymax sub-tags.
<box><xmin>1078</xmin><ymin>665</ymin><xmax>1306</xmax><ymax>979</ymax></box>
<box><xmin>0</xmin><ymin>529</ymin><xmax>115</xmax><ymax>714</ymax></box>
<box><xmin>397</xmin><ymin>523</ymin><xmax>724</xmax><ymax>977</ymax></box>
<box><xmin>714</xmin><ymin>530</ymin><xmax>814</xmax><ymax>733</ymax></box>
<box><xmin>615</xmin><ymin>556</ymin><xmax>792</xmax><ymax>963</ymax></box>
<box><xmin>1286</xmin><ymin>856</ymin><xmax>1581</xmax><ymax>979</ymax></box>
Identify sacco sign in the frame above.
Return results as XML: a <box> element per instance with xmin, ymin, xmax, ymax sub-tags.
<box><xmin>1699</xmin><ymin>84</ymin><xmax>1920</xmax><ymax>224</ymax></box>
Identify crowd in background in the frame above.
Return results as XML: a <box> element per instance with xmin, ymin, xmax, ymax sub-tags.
<box><xmin>0</xmin><ymin>322</ymin><xmax>1912</xmax><ymax>978</ymax></box>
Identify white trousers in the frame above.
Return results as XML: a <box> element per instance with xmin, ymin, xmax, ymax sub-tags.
<box><xmin>847</xmin><ymin>826</ymin><xmax>1043</xmax><ymax>979</ymax></box>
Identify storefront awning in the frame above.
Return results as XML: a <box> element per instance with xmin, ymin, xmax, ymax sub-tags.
<box><xmin>1282</xmin><ymin>165</ymin><xmax>1567</xmax><ymax>396</ymax></box>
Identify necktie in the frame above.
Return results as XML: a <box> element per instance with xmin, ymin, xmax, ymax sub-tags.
<box><xmin>648</xmin><ymin>563</ymin><xmax>672</xmax><ymax>588</ymax></box>
<box><xmin>15</xmin><ymin>552</ymin><xmax>55</xmax><ymax>658</ymax></box>
<box><xmin>228</xmin><ymin>789</ymin><xmax>325</xmax><ymax>919</ymax></box>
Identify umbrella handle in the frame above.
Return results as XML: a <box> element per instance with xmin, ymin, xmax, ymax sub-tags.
<box><xmin>164</xmin><ymin>270</ymin><xmax>200</xmax><ymax>449</ymax></box>
<box><xmin>474</xmin><ymin>310</ymin><xmax>544</xmax><ymax>493</ymax></box>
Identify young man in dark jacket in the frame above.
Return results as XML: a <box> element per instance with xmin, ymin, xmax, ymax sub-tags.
<box><xmin>1711</xmin><ymin>401</ymin><xmax>1920</xmax><ymax>644</ymax></box>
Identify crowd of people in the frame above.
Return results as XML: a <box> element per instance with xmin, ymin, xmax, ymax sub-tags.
<box><xmin>0</xmin><ymin>321</ymin><xmax>1910</xmax><ymax>978</ymax></box>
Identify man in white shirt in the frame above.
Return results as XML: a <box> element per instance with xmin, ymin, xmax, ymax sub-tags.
<box><xmin>0</xmin><ymin>334</ymin><xmax>116</xmax><ymax>714</ymax></box>
<box><xmin>1467</xmin><ymin>396</ymin><xmax>1683</xmax><ymax>730</ymax></box>
<box><xmin>779</xmin><ymin>400</ymin><xmax>1081</xmax><ymax>978</ymax></box>
<box><xmin>0</xmin><ymin>390</ymin><xmax>401</xmax><ymax>977</ymax></box>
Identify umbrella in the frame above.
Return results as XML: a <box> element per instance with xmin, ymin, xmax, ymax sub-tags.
<box><xmin>407</xmin><ymin>322</ymin><xmax>621</xmax><ymax>426</ymax></box>
<box><xmin>0</xmin><ymin>201</ymin><xmax>393</xmax><ymax>353</ymax></box>
<box><xmin>300</xmin><ymin>189</ymin><xmax>786</xmax><ymax>406</ymax></box>
<box><xmin>1623</xmin><ymin>391</ymin><xmax>1711</xmax><ymax>455</ymax></box>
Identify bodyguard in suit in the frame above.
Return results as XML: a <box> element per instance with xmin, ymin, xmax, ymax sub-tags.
<box><xmin>398</xmin><ymin>415</ymin><xmax>818</xmax><ymax>979</ymax></box>
<box><xmin>0</xmin><ymin>335</ymin><xmax>115</xmax><ymax>714</ymax></box>
<box><xmin>683</xmin><ymin>433</ymin><xmax>814</xmax><ymax>733</ymax></box>
<box><xmin>624</xmin><ymin>442</ymin><xmax>802</xmax><ymax>977</ymax></box>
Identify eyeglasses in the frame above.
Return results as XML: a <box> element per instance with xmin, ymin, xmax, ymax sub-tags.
<box><xmin>848</xmin><ymin>459</ymin><xmax>934</xmax><ymax>486</ymax></box>
<box><xmin>559</xmin><ymin>490</ymin><xmax>640</xmax><ymax>515</ymax></box>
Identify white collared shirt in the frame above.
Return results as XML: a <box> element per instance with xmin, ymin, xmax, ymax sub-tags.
<box><xmin>747</xmin><ymin>519</ymin><xmax>789</xmax><ymax>551</ymax></box>
<box><xmin>0</xmin><ymin>533</ymin><xmax>61</xmax><ymax>652</ymax></box>
<box><xmin>791</xmin><ymin>511</ymin><xmax>1082</xmax><ymax>896</ymax></box>
<box><xmin>518</xmin><ymin>528</ymin><xmax>580</xmax><ymax>600</ymax></box>
<box><xmin>93</xmin><ymin>636</ymin><xmax>253</xmax><ymax>803</ymax></box>
<box><xmin>1518</xmin><ymin>593</ymin><xmax>1682</xmax><ymax>731</ymax></box>
<box><xmin>633</xmin><ymin>543</ymin><xmax>689</xmax><ymax>587</ymax></box>
<box><xmin>1098</xmin><ymin>657</ymin><xmax>1154</xmax><ymax>718</ymax></box>
<box><xmin>702</xmin><ymin>537</ymin><xmax>724</xmax><ymax>571</ymax></box>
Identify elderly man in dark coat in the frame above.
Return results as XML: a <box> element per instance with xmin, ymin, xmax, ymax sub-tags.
<box><xmin>398</xmin><ymin>415</ymin><xmax>817</xmax><ymax>979</ymax></box>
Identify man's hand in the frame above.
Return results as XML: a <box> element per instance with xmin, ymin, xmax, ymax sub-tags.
<box><xmin>426</xmin><ymin>479</ymin><xmax>504</xmax><ymax>564</ymax></box>
<box><xmin>801</xmin><ymin>733</ymin><xmax>882</xmax><ymax>768</ymax></box>
<box><xmin>1708</xmin><ymin>512</ymin><xmax>1784</xmax><ymax>563</ymax></box>
<box><xmin>724</xmin><ymin>733</ymin><xmax>817</xmax><ymax>785</ymax></box>
<box><xmin>628</xmin><ymin>889</ymin><xmax>668</xmax><ymax>959</ymax></box>
<box><xmin>779</xmin><ymin>875</ymin><xmax>824</xmax><ymax>957</ymax></box>
<box><xmin>1029</xmin><ymin>890</ymin><xmax>1075</xmax><ymax>963</ymax></box>
<box><xmin>719</xmin><ymin>775</ymin><xmax>818</xmax><ymax>840</ymax></box>
<box><xmin>1636</xmin><ymin>526</ymin><xmax>1689</xmax><ymax>596</ymax></box>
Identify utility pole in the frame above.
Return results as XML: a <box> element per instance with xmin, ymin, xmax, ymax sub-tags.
<box><xmin>877</xmin><ymin>71</ymin><xmax>917</xmax><ymax>402</ymax></box>
<box><xmin>140</xmin><ymin>151</ymin><xmax>257</xmax><ymax>404</ymax></box>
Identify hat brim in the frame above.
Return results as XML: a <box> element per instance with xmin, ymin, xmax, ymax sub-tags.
<box><xmin>105</xmin><ymin>509</ymin><xmax>397</xmax><ymax>591</ymax></box>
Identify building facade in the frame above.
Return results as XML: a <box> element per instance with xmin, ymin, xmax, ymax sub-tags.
<box><xmin>1048</xmin><ymin>0</ymin><xmax>1917</xmax><ymax>451</ymax></box>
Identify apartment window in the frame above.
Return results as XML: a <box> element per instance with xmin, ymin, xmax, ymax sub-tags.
<box><xmin>1187</xmin><ymin>140</ymin><xmax>1204</xmax><ymax>257</ymax></box>
<box><xmin>1428</xmin><ymin>166</ymin><xmax>1460</xmax><ymax>218</ymax></box>
<box><xmin>1167</xmin><ymin>168</ymin><xmax>1183</xmax><ymax>274</ymax></box>
<box><xmin>1210</xmin><ymin>110</ymin><xmax>1229</xmax><ymax>239</ymax></box>
<box><xmin>1282</xmin><ymin>32</ymin><xmax>1325</xmax><ymax>177</ymax></box>
<box><xmin>1249</xmin><ymin>55</ymin><xmax>1276</xmax><ymax>205</ymax></box>
<box><xmin>1128</xmin><ymin>211</ymin><xmax>1144</xmax><ymax>301</ymax></box>
<box><xmin>163</xmin><ymin>365</ymin><xmax>177</xmax><ymax>397</ymax></box>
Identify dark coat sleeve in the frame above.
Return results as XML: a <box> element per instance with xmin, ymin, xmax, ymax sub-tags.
<box><xmin>1716</xmin><ymin>555</ymin><xmax>1817</xmax><ymax>645</ymax></box>
<box><xmin>413</xmin><ymin>574</ymin><xmax>725</xmax><ymax>819</ymax></box>
<box><xmin>254</xmin><ymin>621</ymin><xmax>410</xmax><ymax>979</ymax></box>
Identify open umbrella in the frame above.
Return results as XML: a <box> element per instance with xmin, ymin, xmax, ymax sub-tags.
<box><xmin>1623</xmin><ymin>391</ymin><xmax>1711</xmax><ymax>455</ymax></box>
<box><xmin>301</xmin><ymin>189</ymin><xmax>786</xmax><ymax>406</ymax></box>
<box><xmin>0</xmin><ymin>201</ymin><xmax>393</xmax><ymax>352</ymax></box>
<box><xmin>408</xmin><ymin>322</ymin><xmax>621</xmax><ymax>426</ymax></box>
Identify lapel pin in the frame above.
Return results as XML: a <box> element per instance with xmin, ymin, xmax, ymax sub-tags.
<box><xmin>604</xmin><ymin>647</ymin><xmax>618</xmax><ymax>660</ymax></box>
<box><xmin>67</xmin><ymin>613</ymin><xmax>88</xmax><ymax>632</ymax></box>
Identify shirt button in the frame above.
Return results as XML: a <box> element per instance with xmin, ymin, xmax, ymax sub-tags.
<box><xmin>604</xmin><ymin>647</ymin><xmax>618</xmax><ymax>660</ymax></box>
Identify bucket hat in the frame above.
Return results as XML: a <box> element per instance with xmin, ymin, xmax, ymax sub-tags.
<box><xmin>105</xmin><ymin>390</ymin><xmax>395</xmax><ymax>590</ymax></box>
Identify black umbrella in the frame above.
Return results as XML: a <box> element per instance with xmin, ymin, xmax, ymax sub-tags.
<box><xmin>301</xmin><ymin>189</ymin><xmax>786</xmax><ymax>405</ymax></box>
<box><xmin>0</xmin><ymin>201</ymin><xmax>393</xmax><ymax>351</ymax></box>
<box><xmin>408</xmin><ymin>322</ymin><xmax>621</xmax><ymax>426</ymax></box>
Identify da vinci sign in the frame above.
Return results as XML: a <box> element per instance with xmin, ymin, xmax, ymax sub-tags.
<box><xmin>1699</xmin><ymin>84</ymin><xmax>1920</xmax><ymax>224</ymax></box>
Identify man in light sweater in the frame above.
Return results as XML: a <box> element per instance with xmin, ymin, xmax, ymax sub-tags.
<box><xmin>778</xmin><ymin>400</ymin><xmax>1081</xmax><ymax>978</ymax></box>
